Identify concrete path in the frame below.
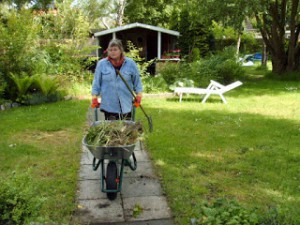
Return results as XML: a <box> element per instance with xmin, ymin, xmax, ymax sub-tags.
<box><xmin>73</xmin><ymin>111</ymin><xmax>173</xmax><ymax>224</ymax></box>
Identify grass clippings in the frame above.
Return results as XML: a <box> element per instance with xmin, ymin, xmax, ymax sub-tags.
<box><xmin>85</xmin><ymin>120</ymin><xmax>143</xmax><ymax>147</ymax></box>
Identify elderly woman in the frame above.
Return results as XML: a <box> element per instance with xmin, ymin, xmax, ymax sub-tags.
<box><xmin>91</xmin><ymin>39</ymin><xmax>143</xmax><ymax>120</ymax></box>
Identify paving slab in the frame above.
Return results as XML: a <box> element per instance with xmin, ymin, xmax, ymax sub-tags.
<box><xmin>121</xmin><ymin>177</ymin><xmax>163</xmax><ymax>198</ymax></box>
<box><xmin>78</xmin><ymin>180</ymin><xmax>106</xmax><ymax>200</ymax></box>
<box><xmin>76</xmin><ymin>199</ymin><xmax>124</xmax><ymax>224</ymax></box>
<box><xmin>75</xmin><ymin>116</ymin><xmax>173</xmax><ymax>224</ymax></box>
<box><xmin>123</xmin><ymin>196</ymin><xmax>172</xmax><ymax>221</ymax></box>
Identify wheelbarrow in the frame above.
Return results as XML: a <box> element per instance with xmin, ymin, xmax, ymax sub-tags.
<box><xmin>82</xmin><ymin>112</ymin><xmax>138</xmax><ymax>200</ymax></box>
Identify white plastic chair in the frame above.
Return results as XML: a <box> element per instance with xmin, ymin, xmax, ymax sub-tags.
<box><xmin>174</xmin><ymin>80</ymin><xmax>243</xmax><ymax>104</ymax></box>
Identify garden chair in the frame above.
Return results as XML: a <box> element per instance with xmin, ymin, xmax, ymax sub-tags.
<box><xmin>174</xmin><ymin>80</ymin><xmax>243</xmax><ymax>104</ymax></box>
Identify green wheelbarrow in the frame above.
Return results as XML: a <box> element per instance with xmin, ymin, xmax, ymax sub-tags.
<box><xmin>82</xmin><ymin>116</ymin><xmax>138</xmax><ymax>200</ymax></box>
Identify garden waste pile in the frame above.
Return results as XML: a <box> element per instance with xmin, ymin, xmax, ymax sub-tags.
<box><xmin>85</xmin><ymin>121</ymin><xmax>143</xmax><ymax>147</ymax></box>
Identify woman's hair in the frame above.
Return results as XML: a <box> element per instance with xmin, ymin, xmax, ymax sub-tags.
<box><xmin>108</xmin><ymin>39</ymin><xmax>124</xmax><ymax>53</ymax></box>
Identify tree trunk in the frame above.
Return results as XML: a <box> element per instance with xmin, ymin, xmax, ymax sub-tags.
<box><xmin>272</xmin><ymin>55</ymin><xmax>287</xmax><ymax>74</ymax></box>
<box><xmin>286</xmin><ymin>0</ymin><xmax>299</xmax><ymax>72</ymax></box>
<box><xmin>236</xmin><ymin>32</ymin><xmax>241</xmax><ymax>59</ymax></box>
<box><xmin>116</xmin><ymin>0</ymin><xmax>126</xmax><ymax>26</ymax></box>
<box><xmin>262</xmin><ymin>42</ymin><xmax>267</xmax><ymax>67</ymax></box>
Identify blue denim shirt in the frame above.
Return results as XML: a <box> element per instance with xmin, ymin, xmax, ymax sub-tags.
<box><xmin>91</xmin><ymin>57</ymin><xmax>143</xmax><ymax>114</ymax></box>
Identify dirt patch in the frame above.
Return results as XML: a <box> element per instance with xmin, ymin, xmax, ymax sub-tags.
<box><xmin>14</xmin><ymin>129</ymin><xmax>77</xmax><ymax>146</ymax></box>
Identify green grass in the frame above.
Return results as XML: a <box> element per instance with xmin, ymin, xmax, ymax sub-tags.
<box><xmin>142</xmin><ymin>78</ymin><xmax>300</xmax><ymax>224</ymax></box>
<box><xmin>0</xmin><ymin>100</ymin><xmax>89</xmax><ymax>224</ymax></box>
<box><xmin>0</xmin><ymin>76</ymin><xmax>300</xmax><ymax>224</ymax></box>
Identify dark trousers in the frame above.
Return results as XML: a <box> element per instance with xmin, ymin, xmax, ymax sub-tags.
<box><xmin>103</xmin><ymin>111</ymin><xmax>132</xmax><ymax>120</ymax></box>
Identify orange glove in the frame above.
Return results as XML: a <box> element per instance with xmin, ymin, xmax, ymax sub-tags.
<box><xmin>133</xmin><ymin>95</ymin><xmax>142</xmax><ymax>108</ymax></box>
<box><xmin>91</xmin><ymin>98</ymin><xmax>100</xmax><ymax>108</ymax></box>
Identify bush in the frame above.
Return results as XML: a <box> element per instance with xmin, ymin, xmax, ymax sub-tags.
<box><xmin>125</xmin><ymin>41</ymin><xmax>155</xmax><ymax>76</ymax></box>
<box><xmin>159</xmin><ymin>47</ymin><xmax>244</xmax><ymax>88</ymax></box>
<box><xmin>0</xmin><ymin>72</ymin><xmax>7</xmax><ymax>99</ymax></box>
<box><xmin>0</xmin><ymin>171</ymin><xmax>45</xmax><ymax>225</ymax></box>
<box><xmin>191</xmin><ymin>47</ymin><xmax>245</xmax><ymax>85</ymax></box>
<box><xmin>192</xmin><ymin>198</ymin><xmax>259</xmax><ymax>225</ymax></box>
<box><xmin>169</xmin><ymin>78</ymin><xmax>194</xmax><ymax>91</ymax></box>
<box><xmin>9</xmin><ymin>72</ymin><xmax>61</xmax><ymax>105</ymax></box>
<box><xmin>189</xmin><ymin>48</ymin><xmax>201</xmax><ymax>62</ymax></box>
<box><xmin>142</xmin><ymin>75</ymin><xmax>169</xmax><ymax>93</ymax></box>
<box><xmin>159</xmin><ymin>62</ymin><xmax>183</xmax><ymax>85</ymax></box>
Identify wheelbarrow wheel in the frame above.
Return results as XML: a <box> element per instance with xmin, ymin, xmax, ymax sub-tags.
<box><xmin>106</xmin><ymin>161</ymin><xmax>118</xmax><ymax>200</ymax></box>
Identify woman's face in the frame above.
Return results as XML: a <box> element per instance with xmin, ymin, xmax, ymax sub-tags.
<box><xmin>108</xmin><ymin>46</ymin><xmax>122</xmax><ymax>60</ymax></box>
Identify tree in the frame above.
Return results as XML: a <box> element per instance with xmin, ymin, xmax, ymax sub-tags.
<box><xmin>177</xmin><ymin>6</ymin><xmax>211</xmax><ymax>57</ymax></box>
<box><xmin>116</xmin><ymin>0</ymin><xmax>126</xmax><ymax>26</ymax></box>
<box><xmin>204</xmin><ymin>0</ymin><xmax>251</xmax><ymax>58</ymax></box>
<box><xmin>124</xmin><ymin>0</ymin><xmax>175</xmax><ymax>27</ymax></box>
<box><xmin>75</xmin><ymin>0</ymin><xmax>115</xmax><ymax>29</ymax></box>
<box><xmin>253</xmin><ymin>0</ymin><xmax>300</xmax><ymax>74</ymax></box>
<box><xmin>0</xmin><ymin>0</ymin><xmax>54</xmax><ymax>10</ymax></box>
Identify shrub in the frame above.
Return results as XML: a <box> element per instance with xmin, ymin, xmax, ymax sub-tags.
<box><xmin>260</xmin><ymin>204</ymin><xmax>300</xmax><ymax>225</ymax></box>
<box><xmin>125</xmin><ymin>40</ymin><xmax>155</xmax><ymax>76</ymax></box>
<box><xmin>189</xmin><ymin>48</ymin><xmax>201</xmax><ymax>62</ymax></box>
<box><xmin>169</xmin><ymin>78</ymin><xmax>194</xmax><ymax>91</ymax></box>
<box><xmin>0</xmin><ymin>8</ymin><xmax>39</xmax><ymax>76</ymax></box>
<box><xmin>192</xmin><ymin>198</ymin><xmax>259</xmax><ymax>225</ymax></box>
<box><xmin>0</xmin><ymin>72</ymin><xmax>7</xmax><ymax>99</ymax></box>
<box><xmin>0</xmin><ymin>171</ymin><xmax>45</xmax><ymax>225</ymax></box>
<box><xmin>142</xmin><ymin>75</ymin><xmax>169</xmax><ymax>93</ymax></box>
<box><xmin>9</xmin><ymin>72</ymin><xmax>34</xmax><ymax>103</ymax></box>
<box><xmin>32</xmin><ymin>74</ymin><xmax>59</xmax><ymax>96</ymax></box>
<box><xmin>159</xmin><ymin>46</ymin><xmax>244</xmax><ymax>89</ymax></box>
<box><xmin>190</xmin><ymin>47</ymin><xmax>245</xmax><ymax>85</ymax></box>
<box><xmin>159</xmin><ymin>62</ymin><xmax>183</xmax><ymax>85</ymax></box>
<box><xmin>9</xmin><ymin>73</ymin><xmax>61</xmax><ymax>105</ymax></box>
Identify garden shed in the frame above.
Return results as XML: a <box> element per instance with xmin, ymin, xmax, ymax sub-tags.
<box><xmin>93</xmin><ymin>22</ymin><xmax>180</xmax><ymax>61</ymax></box>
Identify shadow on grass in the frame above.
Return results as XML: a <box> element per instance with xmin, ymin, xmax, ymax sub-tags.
<box><xmin>141</xmin><ymin>104</ymin><xmax>300</xmax><ymax>224</ymax></box>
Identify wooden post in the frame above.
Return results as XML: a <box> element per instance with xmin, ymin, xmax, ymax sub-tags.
<box><xmin>157</xmin><ymin>31</ymin><xmax>161</xmax><ymax>59</ymax></box>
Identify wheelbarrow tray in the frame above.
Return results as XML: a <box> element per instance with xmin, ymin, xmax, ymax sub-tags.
<box><xmin>82</xmin><ymin>120</ymin><xmax>136</xmax><ymax>160</ymax></box>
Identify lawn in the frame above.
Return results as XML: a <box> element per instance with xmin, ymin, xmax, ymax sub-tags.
<box><xmin>0</xmin><ymin>76</ymin><xmax>299</xmax><ymax>224</ymax></box>
<box><xmin>0</xmin><ymin>100</ymin><xmax>90</xmax><ymax>224</ymax></box>
<box><xmin>144</xmin><ymin>77</ymin><xmax>300</xmax><ymax>224</ymax></box>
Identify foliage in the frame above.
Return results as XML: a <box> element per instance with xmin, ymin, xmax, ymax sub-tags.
<box><xmin>251</xmin><ymin>0</ymin><xmax>300</xmax><ymax>74</ymax></box>
<box><xmin>0</xmin><ymin>170</ymin><xmax>45</xmax><ymax>225</ymax></box>
<box><xmin>177</xmin><ymin>8</ymin><xmax>211</xmax><ymax>57</ymax></box>
<box><xmin>125</xmin><ymin>40</ymin><xmax>155</xmax><ymax>77</ymax></box>
<box><xmin>9</xmin><ymin>72</ymin><xmax>34</xmax><ymax>101</ymax></box>
<box><xmin>0</xmin><ymin>0</ymin><xmax>53</xmax><ymax>10</ymax></box>
<box><xmin>0</xmin><ymin>1</ymin><xmax>97</xmax><ymax>103</ymax></box>
<box><xmin>194</xmin><ymin>47</ymin><xmax>245</xmax><ymax>84</ymax></box>
<box><xmin>189</xmin><ymin>48</ymin><xmax>201</xmax><ymax>62</ymax></box>
<box><xmin>132</xmin><ymin>204</ymin><xmax>143</xmax><ymax>218</ymax></box>
<box><xmin>158</xmin><ymin>62</ymin><xmax>182</xmax><ymax>85</ymax></box>
<box><xmin>192</xmin><ymin>198</ymin><xmax>259</xmax><ymax>225</ymax></box>
<box><xmin>124</xmin><ymin>0</ymin><xmax>175</xmax><ymax>27</ymax></box>
<box><xmin>32</xmin><ymin>74</ymin><xmax>59</xmax><ymax>96</ymax></box>
<box><xmin>76</xmin><ymin>0</ymin><xmax>113</xmax><ymax>28</ymax></box>
<box><xmin>159</xmin><ymin>47</ymin><xmax>244</xmax><ymax>87</ymax></box>
<box><xmin>0</xmin><ymin>8</ymin><xmax>39</xmax><ymax>76</ymax></box>
<box><xmin>9</xmin><ymin>72</ymin><xmax>61</xmax><ymax>105</ymax></box>
<box><xmin>169</xmin><ymin>78</ymin><xmax>194</xmax><ymax>91</ymax></box>
<box><xmin>211</xmin><ymin>20</ymin><xmax>237</xmax><ymax>40</ymax></box>
<box><xmin>0</xmin><ymin>72</ymin><xmax>7</xmax><ymax>99</ymax></box>
<box><xmin>36</xmin><ymin>0</ymin><xmax>97</xmax><ymax>75</ymax></box>
<box><xmin>142</xmin><ymin>75</ymin><xmax>169</xmax><ymax>93</ymax></box>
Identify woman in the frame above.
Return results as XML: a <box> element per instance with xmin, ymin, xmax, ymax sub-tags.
<box><xmin>91</xmin><ymin>39</ymin><xmax>143</xmax><ymax>120</ymax></box>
